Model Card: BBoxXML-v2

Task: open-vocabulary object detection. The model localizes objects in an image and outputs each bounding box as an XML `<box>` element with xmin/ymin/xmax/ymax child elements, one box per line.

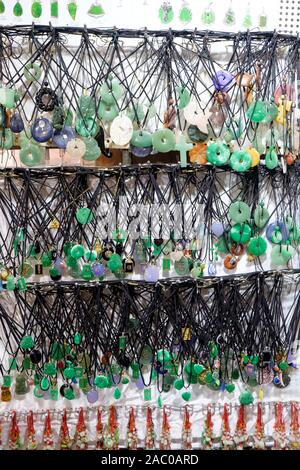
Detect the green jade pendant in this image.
<box><xmin>31</xmin><ymin>1</ymin><xmax>42</xmax><ymax>19</ymax></box>
<box><xmin>51</xmin><ymin>1</ymin><xmax>58</xmax><ymax>18</ymax></box>
<box><xmin>13</xmin><ymin>2</ymin><xmax>23</xmax><ymax>17</ymax></box>
<box><xmin>68</xmin><ymin>1</ymin><xmax>77</xmax><ymax>20</ymax></box>
<box><xmin>0</xmin><ymin>1</ymin><xmax>5</xmax><ymax>15</ymax></box>
<box><xmin>179</xmin><ymin>3</ymin><xmax>192</xmax><ymax>25</ymax></box>
<box><xmin>88</xmin><ymin>2</ymin><xmax>105</xmax><ymax>17</ymax></box>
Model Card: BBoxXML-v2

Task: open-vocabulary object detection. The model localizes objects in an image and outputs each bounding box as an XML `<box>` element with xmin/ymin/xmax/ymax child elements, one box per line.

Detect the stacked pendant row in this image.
<box><xmin>0</xmin><ymin>274</ymin><xmax>297</xmax><ymax>401</ymax></box>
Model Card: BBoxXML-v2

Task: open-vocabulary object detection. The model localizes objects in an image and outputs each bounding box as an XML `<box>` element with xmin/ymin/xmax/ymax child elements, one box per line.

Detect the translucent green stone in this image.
<box><xmin>20</xmin><ymin>335</ymin><xmax>34</xmax><ymax>350</ymax></box>
<box><xmin>246</xmin><ymin>100</ymin><xmax>267</xmax><ymax>122</ymax></box>
<box><xmin>265</xmin><ymin>148</ymin><xmax>278</xmax><ymax>170</ymax></box>
<box><xmin>82</xmin><ymin>137</ymin><xmax>100</xmax><ymax>161</ymax></box>
<box><xmin>81</xmin><ymin>264</ymin><xmax>94</xmax><ymax>281</ymax></box>
<box><xmin>88</xmin><ymin>2</ymin><xmax>105</xmax><ymax>17</ymax></box>
<box><xmin>259</xmin><ymin>14</ymin><xmax>267</xmax><ymax>28</ymax></box>
<box><xmin>179</xmin><ymin>6</ymin><xmax>192</xmax><ymax>24</ymax></box>
<box><xmin>40</xmin><ymin>377</ymin><xmax>50</xmax><ymax>391</ymax></box>
<box><xmin>248</xmin><ymin>236</ymin><xmax>267</xmax><ymax>256</ymax></box>
<box><xmin>51</xmin><ymin>1</ymin><xmax>58</xmax><ymax>18</ymax></box>
<box><xmin>68</xmin><ymin>1</ymin><xmax>77</xmax><ymax>20</ymax></box>
<box><xmin>13</xmin><ymin>2</ymin><xmax>23</xmax><ymax>17</ymax></box>
<box><xmin>94</xmin><ymin>375</ymin><xmax>108</xmax><ymax>388</ymax></box>
<box><xmin>113</xmin><ymin>387</ymin><xmax>121</xmax><ymax>399</ymax></box>
<box><xmin>64</xmin><ymin>387</ymin><xmax>75</xmax><ymax>400</ymax></box>
<box><xmin>64</xmin><ymin>365</ymin><xmax>76</xmax><ymax>379</ymax></box>
<box><xmin>130</xmin><ymin>130</ymin><xmax>153</xmax><ymax>148</ymax></box>
<box><xmin>176</xmin><ymin>86</ymin><xmax>190</xmax><ymax>110</ymax></box>
<box><xmin>202</xmin><ymin>9</ymin><xmax>215</xmax><ymax>25</ymax></box>
<box><xmin>76</xmin><ymin>207</ymin><xmax>93</xmax><ymax>224</ymax></box>
<box><xmin>265</xmin><ymin>128</ymin><xmax>280</xmax><ymax>147</ymax></box>
<box><xmin>98</xmin><ymin>101</ymin><xmax>118</xmax><ymax>122</ymax></box>
<box><xmin>41</xmin><ymin>253</ymin><xmax>52</xmax><ymax>268</ymax></box>
<box><xmin>75</xmin><ymin>118</ymin><xmax>98</xmax><ymax>138</ymax></box>
<box><xmin>0</xmin><ymin>1</ymin><xmax>5</xmax><ymax>14</ymax></box>
<box><xmin>31</xmin><ymin>1</ymin><xmax>42</xmax><ymax>18</ymax></box>
<box><xmin>0</xmin><ymin>129</ymin><xmax>13</xmax><ymax>150</ymax></box>
<box><xmin>74</xmin><ymin>332</ymin><xmax>81</xmax><ymax>345</ymax></box>
<box><xmin>159</xmin><ymin>4</ymin><xmax>174</xmax><ymax>24</ymax></box>
<box><xmin>100</xmin><ymin>79</ymin><xmax>123</xmax><ymax>105</ymax></box>
<box><xmin>20</xmin><ymin>144</ymin><xmax>43</xmax><ymax>167</ymax></box>
<box><xmin>44</xmin><ymin>363</ymin><xmax>57</xmax><ymax>376</ymax></box>
<box><xmin>78</xmin><ymin>95</ymin><xmax>96</xmax><ymax>118</ymax></box>
<box><xmin>254</xmin><ymin>204</ymin><xmax>269</xmax><ymax>228</ymax></box>
<box><xmin>126</xmin><ymin>103</ymin><xmax>145</xmax><ymax>123</ymax></box>
<box><xmin>230</xmin><ymin>223</ymin><xmax>251</xmax><ymax>244</ymax></box>
<box><xmin>224</xmin><ymin>8</ymin><xmax>235</xmax><ymax>25</ymax></box>
<box><xmin>243</xmin><ymin>13</ymin><xmax>252</xmax><ymax>28</ymax></box>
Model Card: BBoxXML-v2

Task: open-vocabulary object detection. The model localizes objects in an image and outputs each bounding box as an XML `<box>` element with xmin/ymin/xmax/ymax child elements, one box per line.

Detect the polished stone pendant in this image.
<box><xmin>51</xmin><ymin>0</ymin><xmax>58</xmax><ymax>18</ymax></box>
<box><xmin>35</xmin><ymin>263</ymin><xmax>43</xmax><ymax>275</ymax></box>
<box><xmin>1</xmin><ymin>386</ymin><xmax>11</xmax><ymax>402</ymax></box>
<box><xmin>31</xmin><ymin>117</ymin><xmax>53</xmax><ymax>143</ymax></box>
<box><xmin>123</xmin><ymin>257</ymin><xmax>135</xmax><ymax>273</ymax></box>
<box><xmin>31</xmin><ymin>1</ymin><xmax>42</xmax><ymax>18</ymax></box>
<box><xmin>68</xmin><ymin>0</ymin><xmax>77</xmax><ymax>20</ymax></box>
<box><xmin>159</xmin><ymin>1</ymin><xmax>174</xmax><ymax>24</ymax></box>
<box><xmin>35</xmin><ymin>83</ymin><xmax>58</xmax><ymax>112</ymax></box>
<box><xmin>88</xmin><ymin>1</ymin><xmax>105</xmax><ymax>17</ymax></box>
<box><xmin>15</xmin><ymin>374</ymin><xmax>29</xmax><ymax>395</ymax></box>
<box><xmin>179</xmin><ymin>2</ymin><xmax>192</xmax><ymax>24</ymax></box>
<box><xmin>10</xmin><ymin>113</ymin><xmax>24</xmax><ymax>133</ymax></box>
<box><xmin>13</xmin><ymin>1</ymin><xmax>23</xmax><ymax>17</ymax></box>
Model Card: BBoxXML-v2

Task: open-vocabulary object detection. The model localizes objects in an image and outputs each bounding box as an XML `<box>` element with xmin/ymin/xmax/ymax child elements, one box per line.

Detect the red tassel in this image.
<box><xmin>202</xmin><ymin>406</ymin><xmax>214</xmax><ymax>449</ymax></box>
<box><xmin>60</xmin><ymin>410</ymin><xmax>72</xmax><ymax>450</ymax></box>
<box><xmin>274</xmin><ymin>402</ymin><xmax>287</xmax><ymax>449</ymax></box>
<box><xmin>290</xmin><ymin>402</ymin><xmax>300</xmax><ymax>449</ymax></box>
<box><xmin>160</xmin><ymin>406</ymin><xmax>171</xmax><ymax>450</ymax></box>
<box><xmin>75</xmin><ymin>408</ymin><xmax>88</xmax><ymax>450</ymax></box>
<box><xmin>145</xmin><ymin>407</ymin><xmax>155</xmax><ymax>450</ymax></box>
<box><xmin>221</xmin><ymin>404</ymin><xmax>233</xmax><ymax>450</ymax></box>
<box><xmin>26</xmin><ymin>411</ymin><xmax>37</xmax><ymax>450</ymax></box>
<box><xmin>104</xmin><ymin>406</ymin><xmax>119</xmax><ymax>450</ymax></box>
<box><xmin>43</xmin><ymin>411</ymin><xmax>54</xmax><ymax>450</ymax></box>
<box><xmin>96</xmin><ymin>408</ymin><xmax>104</xmax><ymax>450</ymax></box>
<box><xmin>182</xmin><ymin>406</ymin><xmax>192</xmax><ymax>450</ymax></box>
<box><xmin>234</xmin><ymin>405</ymin><xmax>248</xmax><ymax>450</ymax></box>
<box><xmin>127</xmin><ymin>407</ymin><xmax>138</xmax><ymax>450</ymax></box>
<box><xmin>8</xmin><ymin>411</ymin><xmax>22</xmax><ymax>450</ymax></box>
<box><xmin>254</xmin><ymin>402</ymin><xmax>265</xmax><ymax>449</ymax></box>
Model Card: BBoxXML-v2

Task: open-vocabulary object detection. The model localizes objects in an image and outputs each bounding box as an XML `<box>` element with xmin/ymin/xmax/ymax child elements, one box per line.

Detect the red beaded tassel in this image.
<box><xmin>182</xmin><ymin>406</ymin><xmax>192</xmax><ymax>450</ymax></box>
<box><xmin>60</xmin><ymin>410</ymin><xmax>73</xmax><ymax>450</ymax></box>
<box><xmin>273</xmin><ymin>402</ymin><xmax>287</xmax><ymax>450</ymax></box>
<box><xmin>145</xmin><ymin>407</ymin><xmax>155</xmax><ymax>450</ymax></box>
<box><xmin>96</xmin><ymin>408</ymin><xmax>104</xmax><ymax>450</ymax></box>
<box><xmin>234</xmin><ymin>405</ymin><xmax>248</xmax><ymax>450</ymax></box>
<box><xmin>8</xmin><ymin>411</ymin><xmax>22</xmax><ymax>450</ymax></box>
<box><xmin>201</xmin><ymin>406</ymin><xmax>214</xmax><ymax>449</ymax></box>
<box><xmin>221</xmin><ymin>404</ymin><xmax>233</xmax><ymax>450</ymax></box>
<box><xmin>74</xmin><ymin>408</ymin><xmax>88</xmax><ymax>450</ymax></box>
<box><xmin>127</xmin><ymin>407</ymin><xmax>138</xmax><ymax>450</ymax></box>
<box><xmin>290</xmin><ymin>402</ymin><xmax>300</xmax><ymax>450</ymax></box>
<box><xmin>104</xmin><ymin>406</ymin><xmax>119</xmax><ymax>450</ymax></box>
<box><xmin>26</xmin><ymin>411</ymin><xmax>37</xmax><ymax>450</ymax></box>
<box><xmin>160</xmin><ymin>406</ymin><xmax>171</xmax><ymax>450</ymax></box>
<box><xmin>254</xmin><ymin>402</ymin><xmax>265</xmax><ymax>450</ymax></box>
<box><xmin>43</xmin><ymin>411</ymin><xmax>55</xmax><ymax>450</ymax></box>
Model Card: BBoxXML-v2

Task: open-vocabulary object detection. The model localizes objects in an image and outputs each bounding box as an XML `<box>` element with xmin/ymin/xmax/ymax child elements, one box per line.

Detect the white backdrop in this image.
<box><xmin>0</xmin><ymin>0</ymin><xmax>281</xmax><ymax>31</ymax></box>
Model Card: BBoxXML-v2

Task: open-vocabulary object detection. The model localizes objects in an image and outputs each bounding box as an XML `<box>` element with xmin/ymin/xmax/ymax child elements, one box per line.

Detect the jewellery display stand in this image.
<box><xmin>0</xmin><ymin>26</ymin><xmax>299</xmax><ymax>449</ymax></box>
